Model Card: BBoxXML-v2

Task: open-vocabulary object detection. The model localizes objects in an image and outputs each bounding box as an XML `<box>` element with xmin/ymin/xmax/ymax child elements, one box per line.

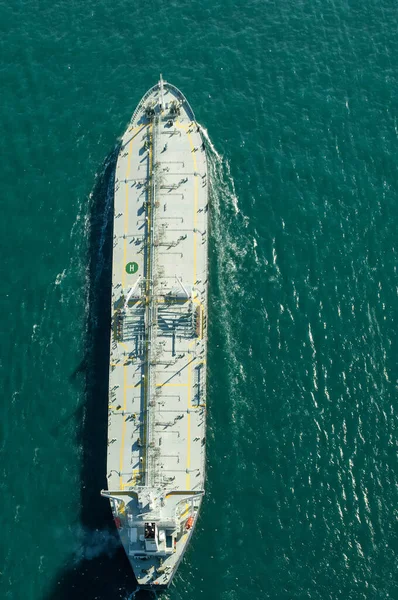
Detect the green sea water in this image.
<box><xmin>1</xmin><ymin>1</ymin><xmax>398</xmax><ymax>599</ymax></box>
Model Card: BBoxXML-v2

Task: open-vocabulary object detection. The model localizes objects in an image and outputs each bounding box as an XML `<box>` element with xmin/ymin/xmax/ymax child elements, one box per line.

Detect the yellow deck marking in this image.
<box><xmin>121</xmin><ymin>468</ymin><xmax>140</xmax><ymax>488</ymax></box>
<box><xmin>108</xmin><ymin>128</ymin><xmax>147</xmax><ymax>489</ymax></box>
<box><xmin>175</xmin><ymin>120</ymin><xmax>199</xmax><ymax>287</ymax></box>
<box><xmin>179</xmin><ymin>123</ymin><xmax>200</xmax><ymax>490</ymax></box>
<box><xmin>117</xmin><ymin>128</ymin><xmax>137</xmax><ymax>487</ymax></box>
<box><xmin>119</xmin><ymin>366</ymin><xmax>127</xmax><ymax>487</ymax></box>
<box><xmin>185</xmin><ymin>128</ymin><xmax>199</xmax><ymax>284</ymax></box>
<box><xmin>185</xmin><ymin>340</ymin><xmax>197</xmax><ymax>489</ymax></box>
<box><xmin>180</xmin><ymin>504</ymin><xmax>190</xmax><ymax>519</ymax></box>
<box><xmin>185</xmin><ymin>411</ymin><xmax>191</xmax><ymax>488</ymax></box>
<box><xmin>111</xmin><ymin>125</ymin><xmax>147</xmax><ymax>486</ymax></box>
<box><xmin>122</xmin><ymin>140</ymin><xmax>133</xmax><ymax>290</ymax></box>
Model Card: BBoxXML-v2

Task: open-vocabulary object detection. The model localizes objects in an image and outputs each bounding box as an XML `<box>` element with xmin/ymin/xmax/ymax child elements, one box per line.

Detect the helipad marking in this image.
<box><xmin>126</xmin><ymin>261</ymin><xmax>139</xmax><ymax>274</ymax></box>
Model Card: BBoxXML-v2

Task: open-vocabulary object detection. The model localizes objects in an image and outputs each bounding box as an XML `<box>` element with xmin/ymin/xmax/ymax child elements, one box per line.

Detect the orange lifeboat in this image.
<box><xmin>185</xmin><ymin>516</ymin><xmax>194</xmax><ymax>530</ymax></box>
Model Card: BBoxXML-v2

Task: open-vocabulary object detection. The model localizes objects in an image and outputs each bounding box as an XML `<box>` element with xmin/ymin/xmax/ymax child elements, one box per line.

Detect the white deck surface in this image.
<box><xmin>103</xmin><ymin>80</ymin><xmax>208</xmax><ymax>588</ymax></box>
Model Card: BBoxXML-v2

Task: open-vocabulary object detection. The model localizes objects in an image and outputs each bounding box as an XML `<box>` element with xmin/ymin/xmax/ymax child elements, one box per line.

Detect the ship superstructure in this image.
<box><xmin>101</xmin><ymin>77</ymin><xmax>208</xmax><ymax>589</ymax></box>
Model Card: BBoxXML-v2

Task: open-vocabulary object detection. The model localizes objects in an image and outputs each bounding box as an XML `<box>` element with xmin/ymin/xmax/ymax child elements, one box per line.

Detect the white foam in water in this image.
<box><xmin>198</xmin><ymin>121</ymin><xmax>239</xmax><ymax>214</ymax></box>
<box><xmin>55</xmin><ymin>269</ymin><xmax>67</xmax><ymax>285</ymax></box>
<box><xmin>90</xmin><ymin>157</ymin><xmax>115</xmax><ymax>286</ymax></box>
<box><xmin>204</xmin><ymin>138</ymin><xmax>256</xmax><ymax>430</ymax></box>
<box><xmin>197</xmin><ymin>122</ymin><xmax>222</xmax><ymax>162</ymax></box>
<box><xmin>224</xmin><ymin>159</ymin><xmax>239</xmax><ymax>215</ymax></box>
<box><xmin>31</xmin><ymin>323</ymin><xmax>39</xmax><ymax>341</ymax></box>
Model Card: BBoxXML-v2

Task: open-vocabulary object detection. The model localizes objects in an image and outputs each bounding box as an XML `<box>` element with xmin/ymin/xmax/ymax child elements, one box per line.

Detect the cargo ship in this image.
<box><xmin>101</xmin><ymin>76</ymin><xmax>208</xmax><ymax>589</ymax></box>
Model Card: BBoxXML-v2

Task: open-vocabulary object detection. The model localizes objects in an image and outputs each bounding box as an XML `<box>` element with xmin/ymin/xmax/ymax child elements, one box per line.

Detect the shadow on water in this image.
<box><xmin>45</xmin><ymin>148</ymin><xmax>156</xmax><ymax>600</ymax></box>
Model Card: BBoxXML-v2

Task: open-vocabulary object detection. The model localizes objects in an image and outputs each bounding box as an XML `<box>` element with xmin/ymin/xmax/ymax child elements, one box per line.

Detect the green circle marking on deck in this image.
<box><xmin>126</xmin><ymin>262</ymin><xmax>139</xmax><ymax>275</ymax></box>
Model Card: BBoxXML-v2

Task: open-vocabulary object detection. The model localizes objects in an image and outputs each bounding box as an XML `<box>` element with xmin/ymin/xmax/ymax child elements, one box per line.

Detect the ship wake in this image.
<box><xmin>203</xmin><ymin>130</ymin><xmax>254</xmax><ymax>413</ymax></box>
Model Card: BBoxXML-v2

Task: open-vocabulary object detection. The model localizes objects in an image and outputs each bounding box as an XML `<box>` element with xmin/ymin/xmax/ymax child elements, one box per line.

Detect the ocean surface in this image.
<box><xmin>1</xmin><ymin>0</ymin><xmax>398</xmax><ymax>598</ymax></box>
